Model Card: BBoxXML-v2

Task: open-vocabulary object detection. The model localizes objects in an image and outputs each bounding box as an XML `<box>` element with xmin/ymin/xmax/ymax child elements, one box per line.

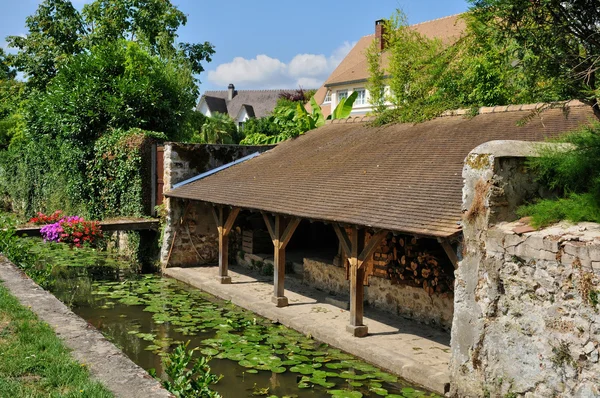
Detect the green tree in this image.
<box><xmin>6</xmin><ymin>0</ymin><xmax>215</xmax><ymax>90</ymax></box>
<box><xmin>197</xmin><ymin>113</ymin><xmax>239</xmax><ymax>144</ymax></box>
<box><xmin>468</xmin><ymin>0</ymin><xmax>599</xmax><ymax>105</ymax></box>
<box><xmin>0</xmin><ymin>49</ymin><xmax>24</xmax><ymax>149</ymax></box>
<box><xmin>6</xmin><ymin>0</ymin><xmax>84</xmax><ymax>90</ymax></box>
<box><xmin>26</xmin><ymin>40</ymin><xmax>198</xmax><ymax>144</ymax></box>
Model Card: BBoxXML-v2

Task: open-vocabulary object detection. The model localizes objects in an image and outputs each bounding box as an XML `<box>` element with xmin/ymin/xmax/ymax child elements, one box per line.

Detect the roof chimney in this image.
<box><xmin>227</xmin><ymin>83</ymin><xmax>235</xmax><ymax>101</ymax></box>
<box><xmin>375</xmin><ymin>19</ymin><xmax>386</xmax><ymax>51</ymax></box>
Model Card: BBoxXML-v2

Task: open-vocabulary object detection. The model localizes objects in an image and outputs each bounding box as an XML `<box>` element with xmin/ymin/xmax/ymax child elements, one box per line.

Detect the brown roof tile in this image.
<box><xmin>323</xmin><ymin>14</ymin><xmax>466</xmax><ymax>88</ymax></box>
<box><xmin>166</xmin><ymin>105</ymin><xmax>597</xmax><ymax>237</ymax></box>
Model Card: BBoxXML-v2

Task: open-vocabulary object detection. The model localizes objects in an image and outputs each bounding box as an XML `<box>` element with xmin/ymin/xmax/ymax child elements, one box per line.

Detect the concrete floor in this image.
<box><xmin>163</xmin><ymin>264</ymin><xmax>451</xmax><ymax>395</ymax></box>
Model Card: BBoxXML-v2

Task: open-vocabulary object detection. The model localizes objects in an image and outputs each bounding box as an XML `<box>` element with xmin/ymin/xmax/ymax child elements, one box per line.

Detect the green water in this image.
<box><xmin>33</xmin><ymin>241</ymin><xmax>439</xmax><ymax>398</ymax></box>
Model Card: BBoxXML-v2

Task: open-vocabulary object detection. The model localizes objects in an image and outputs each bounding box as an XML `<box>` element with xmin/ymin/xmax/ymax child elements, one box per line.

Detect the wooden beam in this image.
<box><xmin>211</xmin><ymin>206</ymin><xmax>223</xmax><ymax>234</ymax></box>
<box><xmin>357</xmin><ymin>229</ymin><xmax>387</xmax><ymax>270</ymax></box>
<box><xmin>279</xmin><ymin>217</ymin><xmax>300</xmax><ymax>249</ymax></box>
<box><xmin>223</xmin><ymin>207</ymin><xmax>240</xmax><ymax>236</ymax></box>
<box><xmin>438</xmin><ymin>238</ymin><xmax>459</xmax><ymax>269</ymax></box>
<box><xmin>262</xmin><ymin>212</ymin><xmax>276</xmax><ymax>242</ymax></box>
<box><xmin>333</xmin><ymin>224</ymin><xmax>352</xmax><ymax>259</ymax></box>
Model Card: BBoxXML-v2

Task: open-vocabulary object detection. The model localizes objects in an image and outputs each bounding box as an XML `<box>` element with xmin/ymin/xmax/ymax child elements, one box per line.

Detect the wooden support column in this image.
<box><xmin>211</xmin><ymin>206</ymin><xmax>240</xmax><ymax>284</ymax></box>
<box><xmin>263</xmin><ymin>213</ymin><xmax>300</xmax><ymax>307</ymax></box>
<box><xmin>333</xmin><ymin>225</ymin><xmax>388</xmax><ymax>337</ymax></box>
<box><xmin>438</xmin><ymin>237</ymin><xmax>459</xmax><ymax>269</ymax></box>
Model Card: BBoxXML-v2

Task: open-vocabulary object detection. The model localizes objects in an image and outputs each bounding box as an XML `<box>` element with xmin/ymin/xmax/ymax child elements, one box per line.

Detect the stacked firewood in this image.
<box><xmin>373</xmin><ymin>235</ymin><xmax>454</xmax><ymax>295</ymax></box>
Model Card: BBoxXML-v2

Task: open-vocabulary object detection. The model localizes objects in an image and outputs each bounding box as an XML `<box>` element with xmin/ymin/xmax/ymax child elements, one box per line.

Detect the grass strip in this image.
<box><xmin>0</xmin><ymin>284</ymin><xmax>113</xmax><ymax>397</ymax></box>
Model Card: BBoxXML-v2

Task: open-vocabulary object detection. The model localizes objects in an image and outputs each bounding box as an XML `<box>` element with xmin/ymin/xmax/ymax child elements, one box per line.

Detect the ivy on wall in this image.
<box><xmin>87</xmin><ymin>128</ymin><xmax>165</xmax><ymax>219</ymax></box>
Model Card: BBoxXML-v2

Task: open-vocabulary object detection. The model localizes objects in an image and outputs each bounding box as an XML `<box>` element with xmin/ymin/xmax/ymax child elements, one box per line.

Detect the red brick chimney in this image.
<box><xmin>375</xmin><ymin>19</ymin><xmax>386</xmax><ymax>51</ymax></box>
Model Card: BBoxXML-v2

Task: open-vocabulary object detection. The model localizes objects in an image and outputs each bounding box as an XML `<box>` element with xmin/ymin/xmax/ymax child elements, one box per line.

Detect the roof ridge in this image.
<box><xmin>358</xmin><ymin>13</ymin><xmax>465</xmax><ymax>39</ymax></box>
<box><xmin>323</xmin><ymin>100</ymin><xmax>588</xmax><ymax>125</ymax></box>
<box><xmin>203</xmin><ymin>88</ymin><xmax>312</xmax><ymax>95</ymax></box>
<box><xmin>409</xmin><ymin>12</ymin><xmax>464</xmax><ymax>28</ymax></box>
<box><xmin>440</xmin><ymin>99</ymin><xmax>587</xmax><ymax>117</ymax></box>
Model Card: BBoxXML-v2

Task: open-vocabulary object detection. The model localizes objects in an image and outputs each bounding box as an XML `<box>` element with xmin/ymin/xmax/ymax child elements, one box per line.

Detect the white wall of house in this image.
<box><xmin>198</xmin><ymin>100</ymin><xmax>211</xmax><ymax>117</ymax></box>
<box><xmin>236</xmin><ymin>107</ymin><xmax>250</xmax><ymax>130</ymax></box>
<box><xmin>326</xmin><ymin>84</ymin><xmax>392</xmax><ymax>115</ymax></box>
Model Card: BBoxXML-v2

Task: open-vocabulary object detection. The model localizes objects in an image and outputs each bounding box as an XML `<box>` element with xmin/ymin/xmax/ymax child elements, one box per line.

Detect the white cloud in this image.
<box><xmin>207</xmin><ymin>41</ymin><xmax>356</xmax><ymax>89</ymax></box>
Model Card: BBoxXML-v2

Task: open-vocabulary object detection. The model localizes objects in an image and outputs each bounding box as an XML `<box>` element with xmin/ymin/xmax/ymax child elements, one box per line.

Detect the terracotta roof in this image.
<box><xmin>324</xmin><ymin>14</ymin><xmax>465</xmax><ymax>88</ymax></box>
<box><xmin>199</xmin><ymin>89</ymin><xmax>306</xmax><ymax>119</ymax></box>
<box><xmin>166</xmin><ymin>103</ymin><xmax>597</xmax><ymax>238</ymax></box>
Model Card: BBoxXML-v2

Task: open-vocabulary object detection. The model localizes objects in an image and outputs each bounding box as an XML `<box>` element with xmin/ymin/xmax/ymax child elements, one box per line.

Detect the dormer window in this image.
<box><xmin>324</xmin><ymin>90</ymin><xmax>332</xmax><ymax>103</ymax></box>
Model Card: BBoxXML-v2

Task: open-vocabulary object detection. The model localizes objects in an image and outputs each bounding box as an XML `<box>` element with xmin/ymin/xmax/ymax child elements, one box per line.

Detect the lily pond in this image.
<box><xmin>32</xmin><ymin>240</ymin><xmax>440</xmax><ymax>398</ymax></box>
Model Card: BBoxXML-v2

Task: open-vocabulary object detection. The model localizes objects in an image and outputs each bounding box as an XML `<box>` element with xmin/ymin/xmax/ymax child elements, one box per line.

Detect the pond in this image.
<box><xmin>33</xmin><ymin>240</ymin><xmax>440</xmax><ymax>398</ymax></box>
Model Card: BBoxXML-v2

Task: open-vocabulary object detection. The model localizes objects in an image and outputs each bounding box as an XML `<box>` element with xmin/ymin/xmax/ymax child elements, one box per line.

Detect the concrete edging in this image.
<box><xmin>0</xmin><ymin>257</ymin><xmax>172</xmax><ymax>398</ymax></box>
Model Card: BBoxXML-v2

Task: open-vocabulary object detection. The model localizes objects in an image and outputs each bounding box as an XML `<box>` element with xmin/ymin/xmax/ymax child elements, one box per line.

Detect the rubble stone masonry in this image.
<box><xmin>452</xmin><ymin>140</ymin><xmax>600</xmax><ymax>397</ymax></box>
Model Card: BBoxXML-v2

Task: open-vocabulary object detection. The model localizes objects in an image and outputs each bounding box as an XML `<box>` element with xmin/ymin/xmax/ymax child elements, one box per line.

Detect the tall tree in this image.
<box><xmin>6</xmin><ymin>0</ymin><xmax>84</xmax><ymax>90</ymax></box>
<box><xmin>6</xmin><ymin>0</ymin><xmax>214</xmax><ymax>90</ymax></box>
<box><xmin>469</xmin><ymin>0</ymin><xmax>600</xmax><ymax>106</ymax></box>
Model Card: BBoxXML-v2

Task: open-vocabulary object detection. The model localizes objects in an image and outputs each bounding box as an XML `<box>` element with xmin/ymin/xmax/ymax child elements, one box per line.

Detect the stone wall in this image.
<box><xmin>160</xmin><ymin>143</ymin><xmax>273</xmax><ymax>268</ymax></box>
<box><xmin>303</xmin><ymin>258</ymin><xmax>454</xmax><ymax>330</ymax></box>
<box><xmin>452</xmin><ymin>140</ymin><xmax>600</xmax><ymax>397</ymax></box>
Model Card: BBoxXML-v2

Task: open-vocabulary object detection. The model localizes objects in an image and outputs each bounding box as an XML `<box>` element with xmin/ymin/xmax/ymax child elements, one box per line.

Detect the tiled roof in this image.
<box><xmin>167</xmin><ymin>103</ymin><xmax>597</xmax><ymax>238</ymax></box>
<box><xmin>199</xmin><ymin>89</ymin><xmax>302</xmax><ymax>119</ymax></box>
<box><xmin>312</xmin><ymin>14</ymin><xmax>467</xmax><ymax>113</ymax></box>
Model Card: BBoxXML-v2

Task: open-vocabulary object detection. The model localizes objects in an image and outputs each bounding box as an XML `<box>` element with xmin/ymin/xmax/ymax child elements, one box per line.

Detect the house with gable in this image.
<box><xmin>312</xmin><ymin>14</ymin><xmax>466</xmax><ymax>117</ymax></box>
<box><xmin>197</xmin><ymin>84</ymin><xmax>303</xmax><ymax>130</ymax></box>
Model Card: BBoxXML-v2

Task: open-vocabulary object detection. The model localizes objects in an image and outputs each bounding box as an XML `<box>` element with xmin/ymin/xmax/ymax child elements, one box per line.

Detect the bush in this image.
<box><xmin>518</xmin><ymin>122</ymin><xmax>600</xmax><ymax>227</ymax></box>
<box><xmin>0</xmin><ymin>228</ymin><xmax>51</xmax><ymax>288</ymax></box>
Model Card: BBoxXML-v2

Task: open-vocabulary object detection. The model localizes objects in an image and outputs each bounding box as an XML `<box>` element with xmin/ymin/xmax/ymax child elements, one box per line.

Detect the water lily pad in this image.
<box><xmin>327</xmin><ymin>391</ymin><xmax>363</xmax><ymax>398</ymax></box>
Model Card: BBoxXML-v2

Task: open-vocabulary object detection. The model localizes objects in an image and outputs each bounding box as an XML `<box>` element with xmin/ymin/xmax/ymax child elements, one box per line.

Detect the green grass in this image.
<box><xmin>517</xmin><ymin>193</ymin><xmax>600</xmax><ymax>228</ymax></box>
<box><xmin>0</xmin><ymin>285</ymin><xmax>113</xmax><ymax>397</ymax></box>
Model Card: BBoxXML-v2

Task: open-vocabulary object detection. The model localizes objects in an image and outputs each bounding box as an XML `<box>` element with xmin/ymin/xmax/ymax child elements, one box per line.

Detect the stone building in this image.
<box><xmin>161</xmin><ymin>100</ymin><xmax>598</xmax><ymax>337</ymax></box>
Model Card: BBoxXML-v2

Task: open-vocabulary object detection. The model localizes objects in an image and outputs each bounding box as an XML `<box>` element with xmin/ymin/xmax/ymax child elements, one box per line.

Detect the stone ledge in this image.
<box><xmin>0</xmin><ymin>257</ymin><xmax>172</xmax><ymax>398</ymax></box>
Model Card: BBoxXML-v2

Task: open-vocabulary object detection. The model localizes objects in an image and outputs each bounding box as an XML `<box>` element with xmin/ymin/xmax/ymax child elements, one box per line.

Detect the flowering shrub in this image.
<box><xmin>40</xmin><ymin>216</ymin><xmax>103</xmax><ymax>248</ymax></box>
<box><xmin>29</xmin><ymin>210</ymin><xmax>63</xmax><ymax>225</ymax></box>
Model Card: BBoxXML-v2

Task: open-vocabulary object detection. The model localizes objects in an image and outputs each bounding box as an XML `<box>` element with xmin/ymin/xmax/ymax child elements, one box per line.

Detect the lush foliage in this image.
<box><xmin>241</xmin><ymin>92</ymin><xmax>358</xmax><ymax>145</ymax></box>
<box><xmin>0</xmin><ymin>128</ymin><xmax>162</xmax><ymax>219</ymax></box>
<box><xmin>25</xmin><ymin>40</ymin><xmax>198</xmax><ymax>144</ymax></box>
<box><xmin>469</xmin><ymin>0</ymin><xmax>600</xmax><ymax>103</ymax></box>
<box><xmin>0</xmin><ymin>0</ymin><xmax>214</xmax><ymax>219</ymax></box>
<box><xmin>161</xmin><ymin>342</ymin><xmax>222</xmax><ymax>398</ymax></box>
<box><xmin>518</xmin><ymin>122</ymin><xmax>600</xmax><ymax>226</ymax></box>
<box><xmin>0</xmin><ymin>285</ymin><xmax>113</xmax><ymax>397</ymax></box>
<box><xmin>6</xmin><ymin>0</ymin><xmax>214</xmax><ymax>91</ymax></box>
<box><xmin>369</xmin><ymin>4</ymin><xmax>596</xmax><ymax>125</ymax></box>
<box><xmin>194</xmin><ymin>113</ymin><xmax>241</xmax><ymax>144</ymax></box>
<box><xmin>87</xmin><ymin>128</ymin><xmax>165</xmax><ymax>218</ymax></box>
<box><xmin>0</xmin><ymin>228</ymin><xmax>53</xmax><ymax>288</ymax></box>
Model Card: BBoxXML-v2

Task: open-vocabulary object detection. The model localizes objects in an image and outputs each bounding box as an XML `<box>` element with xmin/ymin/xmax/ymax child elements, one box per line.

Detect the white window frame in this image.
<box><xmin>354</xmin><ymin>88</ymin><xmax>366</xmax><ymax>106</ymax></box>
<box><xmin>323</xmin><ymin>90</ymin><xmax>331</xmax><ymax>103</ymax></box>
<box><xmin>337</xmin><ymin>90</ymin><xmax>348</xmax><ymax>102</ymax></box>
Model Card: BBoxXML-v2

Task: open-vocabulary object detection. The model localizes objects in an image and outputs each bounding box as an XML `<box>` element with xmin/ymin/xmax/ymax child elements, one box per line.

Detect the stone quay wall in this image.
<box><xmin>451</xmin><ymin>140</ymin><xmax>600</xmax><ymax>398</ymax></box>
<box><xmin>160</xmin><ymin>143</ymin><xmax>273</xmax><ymax>268</ymax></box>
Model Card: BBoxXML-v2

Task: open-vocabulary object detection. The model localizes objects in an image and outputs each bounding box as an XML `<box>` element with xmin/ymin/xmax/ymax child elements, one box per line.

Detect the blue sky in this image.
<box><xmin>0</xmin><ymin>0</ymin><xmax>470</xmax><ymax>94</ymax></box>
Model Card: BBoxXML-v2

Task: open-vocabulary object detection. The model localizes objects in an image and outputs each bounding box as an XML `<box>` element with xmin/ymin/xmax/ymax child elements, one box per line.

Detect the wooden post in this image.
<box><xmin>211</xmin><ymin>206</ymin><xmax>240</xmax><ymax>284</ymax></box>
<box><xmin>263</xmin><ymin>213</ymin><xmax>300</xmax><ymax>307</ymax></box>
<box><xmin>333</xmin><ymin>225</ymin><xmax>388</xmax><ymax>337</ymax></box>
